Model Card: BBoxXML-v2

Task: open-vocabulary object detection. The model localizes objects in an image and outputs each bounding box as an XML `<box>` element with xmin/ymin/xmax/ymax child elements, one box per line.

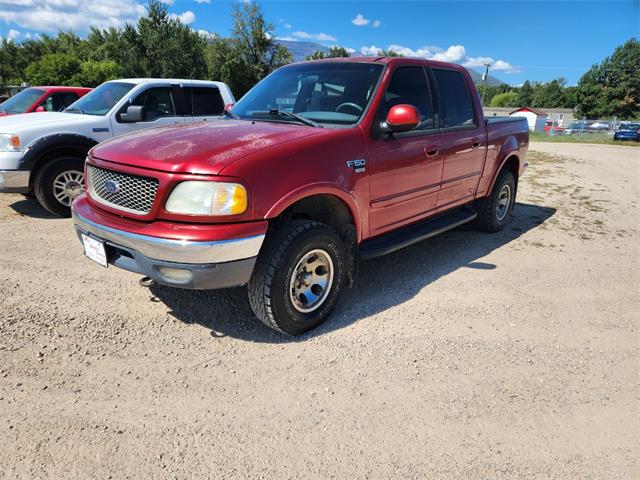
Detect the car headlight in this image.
<box><xmin>0</xmin><ymin>134</ymin><xmax>21</xmax><ymax>152</ymax></box>
<box><xmin>166</xmin><ymin>181</ymin><xmax>247</xmax><ymax>216</ymax></box>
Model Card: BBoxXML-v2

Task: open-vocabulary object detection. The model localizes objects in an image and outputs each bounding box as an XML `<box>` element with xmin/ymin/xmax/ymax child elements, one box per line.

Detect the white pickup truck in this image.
<box><xmin>0</xmin><ymin>78</ymin><xmax>235</xmax><ymax>216</ymax></box>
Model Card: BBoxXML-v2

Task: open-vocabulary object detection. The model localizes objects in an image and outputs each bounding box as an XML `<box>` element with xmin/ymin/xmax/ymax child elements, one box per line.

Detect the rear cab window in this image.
<box><xmin>432</xmin><ymin>68</ymin><xmax>476</xmax><ymax>129</ymax></box>
<box><xmin>183</xmin><ymin>87</ymin><xmax>225</xmax><ymax>116</ymax></box>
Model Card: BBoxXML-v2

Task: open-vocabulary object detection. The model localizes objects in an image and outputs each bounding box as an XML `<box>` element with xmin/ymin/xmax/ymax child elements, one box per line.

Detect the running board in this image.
<box><xmin>359</xmin><ymin>207</ymin><xmax>477</xmax><ymax>260</ymax></box>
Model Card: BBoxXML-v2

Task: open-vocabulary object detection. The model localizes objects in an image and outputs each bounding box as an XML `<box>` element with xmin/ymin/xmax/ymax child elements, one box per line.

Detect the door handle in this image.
<box><xmin>471</xmin><ymin>138</ymin><xmax>481</xmax><ymax>148</ymax></box>
<box><xmin>424</xmin><ymin>146</ymin><xmax>439</xmax><ymax>158</ymax></box>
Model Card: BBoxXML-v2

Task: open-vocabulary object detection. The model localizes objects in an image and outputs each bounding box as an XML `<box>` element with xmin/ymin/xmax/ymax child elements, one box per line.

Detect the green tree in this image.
<box><xmin>72</xmin><ymin>60</ymin><xmax>124</xmax><ymax>87</ymax></box>
<box><xmin>380</xmin><ymin>49</ymin><xmax>403</xmax><ymax>57</ymax></box>
<box><xmin>489</xmin><ymin>91</ymin><xmax>519</xmax><ymax>107</ymax></box>
<box><xmin>305</xmin><ymin>45</ymin><xmax>351</xmax><ymax>60</ymax></box>
<box><xmin>206</xmin><ymin>1</ymin><xmax>292</xmax><ymax>97</ymax></box>
<box><xmin>518</xmin><ymin>80</ymin><xmax>533</xmax><ymax>107</ymax></box>
<box><xmin>25</xmin><ymin>53</ymin><xmax>81</xmax><ymax>85</ymax></box>
<box><xmin>576</xmin><ymin>38</ymin><xmax>640</xmax><ymax>118</ymax></box>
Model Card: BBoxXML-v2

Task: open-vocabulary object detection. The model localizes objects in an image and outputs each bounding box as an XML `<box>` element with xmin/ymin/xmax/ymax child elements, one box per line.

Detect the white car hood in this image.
<box><xmin>0</xmin><ymin>111</ymin><xmax>103</xmax><ymax>134</ymax></box>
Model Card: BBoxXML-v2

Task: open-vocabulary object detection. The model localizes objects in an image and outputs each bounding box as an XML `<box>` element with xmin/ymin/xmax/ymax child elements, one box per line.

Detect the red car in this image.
<box><xmin>73</xmin><ymin>57</ymin><xmax>528</xmax><ymax>334</ymax></box>
<box><xmin>0</xmin><ymin>86</ymin><xmax>92</xmax><ymax>116</ymax></box>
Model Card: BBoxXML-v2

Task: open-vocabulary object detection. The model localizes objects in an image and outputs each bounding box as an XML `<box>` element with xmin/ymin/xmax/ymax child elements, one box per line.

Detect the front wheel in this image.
<box><xmin>473</xmin><ymin>169</ymin><xmax>516</xmax><ymax>232</ymax></box>
<box><xmin>248</xmin><ymin>220</ymin><xmax>347</xmax><ymax>335</ymax></box>
<box><xmin>33</xmin><ymin>156</ymin><xmax>85</xmax><ymax>217</ymax></box>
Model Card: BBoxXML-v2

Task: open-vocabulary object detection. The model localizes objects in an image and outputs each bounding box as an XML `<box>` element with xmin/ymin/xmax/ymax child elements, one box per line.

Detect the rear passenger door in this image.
<box><xmin>431</xmin><ymin>68</ymin><xmax>487</xmax><ymax>211</ymax></box>
<box><xmin>111</xmin><ymin>85</ymin><xmax>185</xmax><ymax>137</ymax></box>
<box><xmin>181</xmin><ymin>85</ymin><xmax>226</xmax><ymax>122</ymax></box>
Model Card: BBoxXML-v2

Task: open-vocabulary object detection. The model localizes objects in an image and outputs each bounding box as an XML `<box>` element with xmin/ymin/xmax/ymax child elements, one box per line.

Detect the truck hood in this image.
<box><xmin>0</xmin><ymin>111</ymin><xmax>100</xmax><ymax>133</ymax></box>
<box><xmin>91</xmin><ymin>119</ymin><xmax>327</xmax><ymax>175</ymax></box>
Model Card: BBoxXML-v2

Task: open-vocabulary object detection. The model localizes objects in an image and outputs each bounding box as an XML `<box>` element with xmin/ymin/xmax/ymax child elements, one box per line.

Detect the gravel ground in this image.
<box><xmin>0</xmin><ymin>142</ymin><xmax>638</xmax><ymax>479</ymax></box>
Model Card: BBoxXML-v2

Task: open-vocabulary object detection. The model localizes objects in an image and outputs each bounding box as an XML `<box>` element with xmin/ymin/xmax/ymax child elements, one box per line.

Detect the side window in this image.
<box><xmin>183</xmin><ymin>87</ymin><xmax>224</xmax><ymax>116</ymax></box>
<box><xmin>432</xmin><ymin>69</ymin><xmax>476</xmax><ymax>128</ymax></box>
<box><xmin>381</xmin><ymin>66</ymin><xmax>435</xmax><ymax>131</ymax></box>
<box><xmin>40</xmin><ymin>92</ymin><xmax>79</xmax><ymax>111</ymax></box>
<box><xmin>130</xmin><ymin>87</ymin><xmax>176</xmax><ymax>121</ymax></box>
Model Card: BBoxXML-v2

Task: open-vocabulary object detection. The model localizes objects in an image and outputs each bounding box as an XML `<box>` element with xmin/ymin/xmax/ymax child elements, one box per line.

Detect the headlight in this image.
<box><xmin>166</xmin><ymin>181</ymin><xmax>247</xmax><ymax>216</ymax></box>
<box><xmin>0</xmin><ymin>134</ymin><xmax>21</xmax><ymax>152</ymax></box>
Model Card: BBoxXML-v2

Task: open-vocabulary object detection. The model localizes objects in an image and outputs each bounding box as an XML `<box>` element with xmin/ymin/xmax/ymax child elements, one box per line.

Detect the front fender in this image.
<box><xmin>20</xmin><ymin>133</ymin><xmax>98</xmax><ymax>170</ymax></box>
<box><xmin>265</xmin><ymin>183</ymin><xmax>364</xmax><ymax>242</ymax></box>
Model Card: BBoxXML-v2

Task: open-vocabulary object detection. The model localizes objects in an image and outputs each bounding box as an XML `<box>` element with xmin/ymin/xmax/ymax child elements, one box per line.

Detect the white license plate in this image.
<box><xmin>81</xmin><ymin>234</ymin><xmax>107</xmax><ymax>268</ymax></box>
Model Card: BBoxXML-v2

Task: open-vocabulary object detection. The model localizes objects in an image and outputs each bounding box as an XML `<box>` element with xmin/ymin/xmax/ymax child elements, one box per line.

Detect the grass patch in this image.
<box><xmin>530</xmin><ymin>132</ymin><xmax>640</xmax><ymax>147</ymax></box>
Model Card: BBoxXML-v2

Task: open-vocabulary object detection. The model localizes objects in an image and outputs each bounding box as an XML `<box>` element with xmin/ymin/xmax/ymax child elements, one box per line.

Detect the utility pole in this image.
<box><xmin>481</xmin><ymin>62</ymin><xmax>492</xmax><ymax>106</ymax></box>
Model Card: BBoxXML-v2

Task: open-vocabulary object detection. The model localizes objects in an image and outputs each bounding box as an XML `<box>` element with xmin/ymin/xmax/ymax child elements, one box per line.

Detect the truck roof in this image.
<box><xmin>105</xmin><ymin>78</ymin><xmax>228</xmax><ymax>86</ymax></box>
<box><xmin>292</xmin><ymin>56</ymin><xmax>470</xmax><ymax>72</ymax></box>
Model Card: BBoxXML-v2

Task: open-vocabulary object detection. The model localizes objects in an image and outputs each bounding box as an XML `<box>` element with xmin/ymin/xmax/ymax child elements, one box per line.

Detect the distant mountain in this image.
<box><xmin>275</xmin><ymin>39</ymin><xmax>506</xmax><ymax>86</ymax></box>
<box><xmin>277</xmin><ymin>40</ymin><xmax>329</xmax><ymax>62</ymax></box>
<box><xmin>465</xmin><ymin>68</ymin><xmax>505</xmax><ymax>87</ymax></box>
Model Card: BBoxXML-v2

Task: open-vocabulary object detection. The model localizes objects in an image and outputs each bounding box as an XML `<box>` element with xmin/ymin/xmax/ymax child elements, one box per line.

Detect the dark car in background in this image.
<box><xmin>613</xmin><ymin>122</ymin><xmax>640</xmax><ymax>142</ymax></box>
<box><xmin>0</xmin><ymin>86</ymin><xmax>92</xmax><ymax>116</ymax></box>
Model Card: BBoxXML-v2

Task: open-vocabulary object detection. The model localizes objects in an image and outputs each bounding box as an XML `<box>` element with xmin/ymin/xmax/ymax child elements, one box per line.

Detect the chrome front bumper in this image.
<box><xmin>0</xmin><ymin>170</ymin><xmax>30</xmax><ymax>193</ymax></box>
<box><xmin>72</xmin><ymin>209</ymin><xmax>265</xmax><ymax>264</ymax></box>
<box><xmin>72</xmin><ymin>209</ymin><xmax>265</xmax><ymax>289</ymax></box>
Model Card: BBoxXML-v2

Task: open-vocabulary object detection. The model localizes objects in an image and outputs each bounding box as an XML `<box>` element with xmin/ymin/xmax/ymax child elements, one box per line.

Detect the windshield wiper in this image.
<box><xmin>65</xmin><ymin>106</ymin><xmax>84</xmax><ymax>114</ymax></box>
<box><xmin>252</xmin><ymin>109</ymin><xmax>322</xmax><ymax>128</ymax></box>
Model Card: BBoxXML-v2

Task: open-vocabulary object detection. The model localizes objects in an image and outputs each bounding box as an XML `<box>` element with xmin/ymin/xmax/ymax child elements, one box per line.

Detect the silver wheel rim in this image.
<box><xmin>289</xmin><ymin>249</ymin><xmax>334</xmax><ymax>313</ymax></box>
<box><xmin>53</xmin><ymin>170</ymin><xmax>84</xmax><ymax>207</ymax></box>
<box><xmin>496</xmin><ymin>184</ymin><xmax>511</xmax><ymax>221</ymax></box>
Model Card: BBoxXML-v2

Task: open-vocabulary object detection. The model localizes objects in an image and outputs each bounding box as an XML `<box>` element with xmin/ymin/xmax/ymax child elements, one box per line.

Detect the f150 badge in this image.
<box><xmin>346</xmin><ymin>159</ymin><xmax>366</xmax><ymax>173</ymax></box>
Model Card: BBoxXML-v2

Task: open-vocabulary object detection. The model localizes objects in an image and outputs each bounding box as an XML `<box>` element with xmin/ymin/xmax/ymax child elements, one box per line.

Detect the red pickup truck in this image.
<box><xmin>73</xmin><ymin>57</ymin><xmax>528</xmax><ymax>334</ymax></box>
<box><xmin>0</xmin><ymin>86</ymin><xmax>91</xmax><ymax>115</ymax></box>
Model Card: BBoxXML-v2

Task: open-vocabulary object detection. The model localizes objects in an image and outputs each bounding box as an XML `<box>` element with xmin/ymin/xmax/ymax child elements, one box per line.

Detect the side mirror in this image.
<box><xmin>35</xmin><ymin>106</ymin><xmax>46</xmax><ymax>112</ymax></box>
<box><xmin>120</xmin><ymin>105</ymin><xmax>145</xmax><ymax>123</ymax></box>
<box><xmin>385</xmin><ymin>104</ymin><xmax>421</xmax><ymax>133</ymax></box>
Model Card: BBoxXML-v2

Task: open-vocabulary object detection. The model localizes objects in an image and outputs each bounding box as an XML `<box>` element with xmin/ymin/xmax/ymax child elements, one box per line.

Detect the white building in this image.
<box><xmin>509</xmin><ymin>107</ymin><xmax>548</xmax><ymax>132</ymax></box>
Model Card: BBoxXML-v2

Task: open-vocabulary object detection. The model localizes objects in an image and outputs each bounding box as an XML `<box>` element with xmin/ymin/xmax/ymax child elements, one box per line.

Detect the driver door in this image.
<box><xmin>110</xmin><ymin>86</ymin><xmax>185</xmax><ymax>137</ymax></box>
<box><xmin>366</xmin><ymin>66</ymin><xmax>445</xmax><ymax>236</ymax></box>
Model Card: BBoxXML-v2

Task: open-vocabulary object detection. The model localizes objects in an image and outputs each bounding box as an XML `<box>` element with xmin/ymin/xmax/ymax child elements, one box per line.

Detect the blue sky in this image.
<box><xmin>1</xmin><ymin>0</ymin><xmax>638</xmax><ymax>85</ymax></box>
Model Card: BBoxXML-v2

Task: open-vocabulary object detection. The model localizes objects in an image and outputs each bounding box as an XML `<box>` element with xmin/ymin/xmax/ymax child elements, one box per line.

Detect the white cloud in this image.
<box><xmin>360</xmin><ymin>42</ymin><xmax>519</xmax><ymax>74</ymax></box>
<box><xmin>352</xmin><ymin>14</ymin><xmax>369</xmax><ymax>26</ymax></box>
<box><xmin>284</xmin><ymin>23</ymin><xmax>292</xmax><ymax>29</ymax></box>
<box><xmin>352</xmin><ymin>13</ymin><xmax>381</xmax><ymax>28</ymax></box>
<box><xmin>464</xmin><ymin>55</ymin><xmax>519</xmax><ymax>73</ymax></box>
<box><xmin>160</xmin><ymin>0</ymin><xmax>174</xmax><ymax>4</ymax></box>
<box><xmin>194</xmin><ymin>0</ymin><xmax>210</xmax><ymax>3</ymax></box>
<box><xmin>0</xmin><ymin>0</ymin><xmax>146</xmax><ymax>32</ymax></box>
<box><xmin>196</xmin><ymin>29</ymin><xmax>216</xmax><ymax>40</ymax></box>
<box><xmin>7</xmin><ymin>28</ymin><xmax>20</xmax><ymax>40</ymax></box>
<box><xmin>170</xmin><ymin>10</ymin><xmax>196</xmax><ymax>25</ymax></box>
<box><xmin>292</xmin><ymin>30</ymin><xmax>337</xmax><ymax>42</ymax></box>
<box><xmin>431</xmin><ymin>45</ymin><xmax>466</xmax><ymax>62</ymax></box>
<box><xmin>360</xmin><ymin>45</ymin><xmax>382</xmax><ymax>56</ymax></box>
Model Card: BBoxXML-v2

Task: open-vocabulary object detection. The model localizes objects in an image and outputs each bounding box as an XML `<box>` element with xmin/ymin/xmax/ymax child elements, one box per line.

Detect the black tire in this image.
<box><xmin>473</xmin><ymin>169</ymin><xmax>516</xmax><ymax>232</ymax></box>
<box><xmin>248</xmin><ymin>219</ymin><xmax>347</xmax><ymax>335</ymax></box>
<box><xmin>33</xmin><ymin>156</ymin><xmax>85</xmax><ymax>217</ymax></box>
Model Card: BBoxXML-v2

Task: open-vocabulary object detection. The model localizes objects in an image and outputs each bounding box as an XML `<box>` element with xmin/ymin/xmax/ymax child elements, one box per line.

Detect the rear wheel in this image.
<box><xmin>34</xmin><ymin>156</ymin><xmax>85</xmax><ymax>217</ymax></box>
<box><xmin>473</xmin><ymin>169</ymin><xmax>516</xmax><ymax>232</ymax></box>
<box><xmin>248</xmin><ymin>220</ymin><xmax>346</xmax><ymax>335</ymax></box>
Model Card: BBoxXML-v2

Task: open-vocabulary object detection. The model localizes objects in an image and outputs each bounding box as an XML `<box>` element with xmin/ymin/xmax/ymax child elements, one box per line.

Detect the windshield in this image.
<box><xmin>65</xmin><ymin>81</ymin><xmax>134</xmax><ymax>116</ymax></box>
<box><xmin>231</xmin><ymin>62</ymin><xmax>384</xmax><ymax>126</ymax></box>
<box><xmin>620</xmin><ymin>123</ymin><xmax>640</xmax><ymax>130</ymax></box>
<box><xmin>0</xmin><ymin>88</ymin><xmax>44</xmax><ymax>114</ymax></box>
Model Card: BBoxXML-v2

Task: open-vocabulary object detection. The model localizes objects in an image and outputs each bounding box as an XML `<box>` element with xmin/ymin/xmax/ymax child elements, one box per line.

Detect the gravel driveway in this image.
<box><xmin>0</xmin><ymin>142</ymin><xmax>638</xmax><ymax>479</ymax></box>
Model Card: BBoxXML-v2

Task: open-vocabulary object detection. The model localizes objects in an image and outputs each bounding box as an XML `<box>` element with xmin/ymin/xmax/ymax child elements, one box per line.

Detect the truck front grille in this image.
<box><xmin>87</xmin><ymin>165</ymin><xmax>159</xmax><ymax>215</ymax></box>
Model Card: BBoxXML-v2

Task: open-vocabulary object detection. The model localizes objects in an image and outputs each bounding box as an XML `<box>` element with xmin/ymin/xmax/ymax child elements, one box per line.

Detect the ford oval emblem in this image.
<box><xmin>105</xmin><ymin>179</ymin><xmax>119</xmax><ymax>194</ymax></box>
